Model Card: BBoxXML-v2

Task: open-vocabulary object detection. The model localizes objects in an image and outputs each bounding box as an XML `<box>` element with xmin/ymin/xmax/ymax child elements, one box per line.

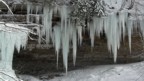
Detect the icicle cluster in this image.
<box><xmin>27</xmin><ymin>2</ymin><xmax>42</xmax><ymax>24</ymax></box>
<box><xmin>27</xmin><ymin>0</ymin><xmax>144</xmax><ymax>73</ymax></box>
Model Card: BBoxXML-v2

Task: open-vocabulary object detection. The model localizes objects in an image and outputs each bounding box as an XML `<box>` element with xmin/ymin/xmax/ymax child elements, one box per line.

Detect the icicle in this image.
<box><xmin>90</xmin><ymin>21</ymin><xmax>95</xmax><ymax>47</ymax></box>
<box><xmin>127</xmin><ymin>20</ymin><xmax>133</xmax><ymax>53</ymax></box>
<box><xmin>36</xmin><ymin>15</ymin><xmax>40</xmax><ymax>24</ymax></box>
<box><xmin>118</xmin><ymin>12</ymin><xmax>128</xmax><ymax>40</ymax></box>
<box><xmin>60</xmin><ymin>5</ymin><xmax>70</xmax><ymax>73</ymax></box>
<box><xmin>27</xmin><ymin>2</ymin><xmax>31</xmax><ymax>23</ymax></box>
<box><xmin>54</xmin><ymin>26</ymin><xmax>61</xmax><ymax>68</ymax></box>
<box><xmin>111</xmin><ymin>14</ymin><xmax>119</xmax><ymax>63</ymax></box>
<box><xmin>94</xmin><ymin>17</ymin><xmax>104</xmax><ymax>37</ymax></box>
<box><xmin>103</xmin><ymin>14</ymin><xmax>120</xmax><ymax>63</ymax></box>
<box><xmin>91</xmin><ymin>17</ymin><xmax>104</xmax><ymax>47</ymax></box>
<box><xmin>42</xmin><ymin>5</ymin><xmax>53</xmax><ymax>44</ymax></box>
<box><xmin>35</xmin><ymin>5</ymin><xmax>41</xmax><ymax>24</ymax></box>
<box><xmin>62</xmin><ymin>28</ymin><xmax>70</xmax><ymax>73</ymax></box>
<box><xmin>103</xmin><ymin>17</ymin><xmax>111</xmax><ymax>50</ymax></box>
<box><xmin>72</xmin><ymin>27</ymin><xmax>77</xmax><ymax>66</ymax></box>
<box><xmin>77</xmin><ymin>26</ymin><xmax>83</xmax><ymax>46</ymax></box>
<box><xmin>140</xmin><ymin>20</ymin><xmax>144</xmax><ymax>37</ymax></box>
<box><xmin>60</xmin><ymin>5</ymin><xmax>68</xmax><ymax>32</ymax></box>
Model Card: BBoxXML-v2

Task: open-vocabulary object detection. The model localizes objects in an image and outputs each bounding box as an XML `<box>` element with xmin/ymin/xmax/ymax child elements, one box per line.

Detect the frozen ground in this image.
<box><xmin>18</xmin><ymin>61</ymin><xmax>144</xmax><ymax>81</ymax></box>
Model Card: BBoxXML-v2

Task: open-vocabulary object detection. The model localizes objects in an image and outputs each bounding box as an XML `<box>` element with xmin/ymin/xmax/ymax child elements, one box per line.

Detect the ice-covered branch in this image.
<box><xmin>0</xmin><ymin>0</ymin><xmax>14</xmax><ymax>14</ymax></box>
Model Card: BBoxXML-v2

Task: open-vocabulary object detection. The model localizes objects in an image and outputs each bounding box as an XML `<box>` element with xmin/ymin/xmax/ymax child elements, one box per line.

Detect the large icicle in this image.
<box><xmin>104</xmin><ymin>12</ymin><xmax>130</xmax><ymax>62</ymax></box>
<box><xmin>72</xmin><ymin>27</ymin><xmax>77</xmax><ymax>66</ymax></box>
<box><xmin>42</xmin><ymin>5</ymin><xmax>53</xmax><ymax>44</ymax></box>
<box><xmin>60</xmin><ymin>5</ymin><xmax>70</xmax><ymax>73</ymax></box>
<box><xmin>62</xmin><ymin>27</ymin><xmax>70</xmax><ymax>73</ymax></box>
<box><xmin>110</xmin><ymin>14</ymin><xmax>120</xmax><ymax>63</ymax></box>
<box><xmin>103</xmin><ymin>14</ymin><xmax>121</xmax><ymax>63</ymax></box>
<box><xmin>54</xmin><ymin>26</ymin><xmax>61</xmax><ymax>68</ymax></box>
<box><xmin>127</xmin><ymin>19</ymin><xmax>133</xmax><ymax>52</ymax></box>
<box><xmin>90</xmin><ymin>21</ymin><xmax>95</xmax><ymax>48</ymax></box>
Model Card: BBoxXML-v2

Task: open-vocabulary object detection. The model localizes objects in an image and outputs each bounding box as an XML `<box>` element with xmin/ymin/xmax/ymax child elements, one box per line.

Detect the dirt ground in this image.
<box><xmin>13</xmin><ymin>33</ymin><xmax>144</xmax><ymax>80</ymax></box>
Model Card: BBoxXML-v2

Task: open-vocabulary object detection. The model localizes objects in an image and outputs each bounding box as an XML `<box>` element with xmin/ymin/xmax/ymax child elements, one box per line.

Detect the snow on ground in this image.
<box><xmin>18</xmin><ymin>75</ymin><xmax>41</xmax><ymax>81</ymax></box>
<box><xmin>19</xmin><ymin>61</ymin><xmax>144</xmax><ymax>81</ymax></box>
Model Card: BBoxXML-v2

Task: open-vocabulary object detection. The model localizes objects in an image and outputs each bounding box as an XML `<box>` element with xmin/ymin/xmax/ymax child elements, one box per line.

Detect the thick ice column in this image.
<box><xmin>0</xmin><ymin>22</ymin><xmax>29</xmax><ymax>81</ymax></box>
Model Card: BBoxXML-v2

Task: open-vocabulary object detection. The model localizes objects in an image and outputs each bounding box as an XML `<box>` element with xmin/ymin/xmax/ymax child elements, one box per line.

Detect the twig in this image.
<box><xmin>0</xmin><ymin>71</ymin><xmax>19</xmax><ymax>81</ymax></box>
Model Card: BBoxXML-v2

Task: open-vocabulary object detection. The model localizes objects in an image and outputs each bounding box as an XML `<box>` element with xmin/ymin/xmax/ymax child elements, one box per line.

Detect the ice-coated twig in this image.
<box><xmin>0</xmin><ymin>71</ymin><xmax>20</xmax><ymax>81</ymax></box>
<box><xmin>0</xmin><ymin>0</ymin><xmax>14</xmax><ymax>15</ymax></box>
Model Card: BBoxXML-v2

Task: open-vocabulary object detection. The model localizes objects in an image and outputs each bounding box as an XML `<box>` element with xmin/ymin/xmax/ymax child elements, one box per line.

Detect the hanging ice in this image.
<box><xmin>62</xmin><ymin>27</ymin><xmax>70</xmax><ymax>73</ymax></box>
<box><xmin>103</xmin><ymin>14</ymin><xmax>121</xmax><ymax>63</ymax></box>
<box><xmin>26</xmin><ymin>0</ymin><xmax>144</xmax><ymax>73</ymax></box>
<box><xmin>0</xmin><ymin>22</ymin><xmax>29</xmax><ymax>81</ymax></box>
<box><xmin>42</xmin><ymin>5</ymin><xmax>53</xmax><ymax>44</ymax></box>
<box><xmin>27</xmin><ymin>2</ymin><xmax>31</xmax><ymax>23</ymax></box>
<box><xmin>60</xmin><ymin>5</ymin><xmax>70</xmax><ymax>73</ymax></box>
<box><xmin>77</xmin><ymin>26</ymin><xmax>83</xmax><ymax>46</ymax></box>
<box><xmin>89</xmin><ymin>21</ymin><xmax>95</xmax><ymax>48</ymax></box>
<box><xmin>118</xmin><ymin>12</ymin><xmax>128</xmax><ymax>41</ymax></box>
<box><xmin>54</xmin><ymin>26</ymin><xmax>61</xmax><ymax>68</ymax></box>
<box><xmin>72</xmin><ymin>27</ymin><xmax>77</xmax><ymax>66</ymax></box>
<box><xmin>127</xmin><ymin>19</ymin><xmax>133</xmax><ymax>52</ymax></box>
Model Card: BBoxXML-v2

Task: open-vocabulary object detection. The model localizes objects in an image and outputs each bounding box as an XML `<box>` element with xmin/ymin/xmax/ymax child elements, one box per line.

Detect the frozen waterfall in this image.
<box><xmin>26</xmin><ymin>0</ymin><xmax>144</xmax><ymax>73</ymax></box>
<box><xmin>0</xmin><ymin>22</ymin><xmax>29</xmax><ymax>81</ymax></box>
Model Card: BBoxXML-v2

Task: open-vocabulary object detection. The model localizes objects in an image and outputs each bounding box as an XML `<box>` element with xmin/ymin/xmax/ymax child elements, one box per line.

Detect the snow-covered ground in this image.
<box><xmin>19</xmin><ymin>61</ymin><xmax>144</xmax><ymax>81</ymax></box>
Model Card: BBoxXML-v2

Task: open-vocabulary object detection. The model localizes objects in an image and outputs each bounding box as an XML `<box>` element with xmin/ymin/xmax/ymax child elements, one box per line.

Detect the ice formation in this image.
<box><xmin>43</xmin><ymin>5</ymin><xmax>53</xmax><ymax>44</ymax></box>
<box><xmin>0</xmin><ymin>2</ymin><xmax>30</xmax><ymax>80</ymax></box>
<box><xmin>27</xmin><ymin>3</ymin><xmax>31</xmax><ymax>23</ymax></box>
<box><xmin>27</xmin><ymin>0</ymin><xmax>144</xmax><ymax>72</ymax></box>
<box><xmin>54</xmin><ymin>26</ymin><xmax>61</xmax><ymax>68</ymax></box>
<box><xmin>0</xmin><ymin>22</ymin><xmax>29</xmax><ymax>81</ymax></box>
<box><xmin>72</xmin><ymin>27</ymin><xmax>77</xmax><ymax>66</ymax></box>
